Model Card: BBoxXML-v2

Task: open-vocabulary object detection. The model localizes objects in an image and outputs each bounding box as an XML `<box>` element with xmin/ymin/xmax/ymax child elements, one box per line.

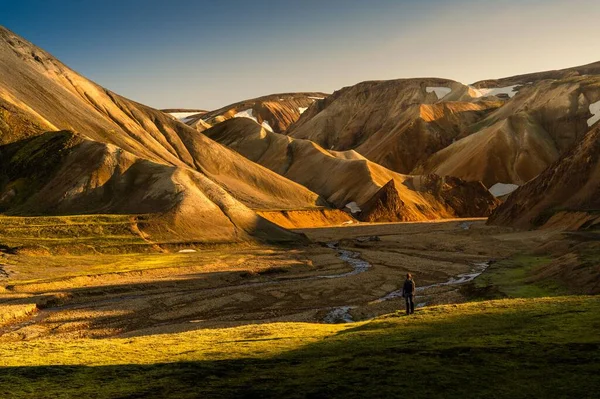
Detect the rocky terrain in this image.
<box><xmin>489</xmin><ymin>126</ymin><xmax>600</xmax><ymax>230</ymax></box>
<box><xmin>0</xmin><ymin>26</ymin><xmax>324</xmax><ymax>243</ymax></box>
<box><xmin>203</xmin><ymin>118</ymin><xmax>498</xmax><ymax>220</ymax></box>
<box><xmin>285</xmin><ymin>71</ymin><xmax>600</xmax><ymax>192</ymax></box>
<box><xmin>1</xmin><ymin>24</ymin><xmax>599</xmax><ymax>236</ymax></box>
<box><xmin>183</xmin><ymin>92</ymin><xmax>328</xmax><ymax>133</ymax></box>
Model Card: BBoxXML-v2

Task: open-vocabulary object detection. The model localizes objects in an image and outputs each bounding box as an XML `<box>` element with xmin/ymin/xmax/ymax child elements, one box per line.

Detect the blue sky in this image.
<box><xmin>3</xmin><ymin>0</ymin><xmax>600</xmax><ymax>109</ymax></box>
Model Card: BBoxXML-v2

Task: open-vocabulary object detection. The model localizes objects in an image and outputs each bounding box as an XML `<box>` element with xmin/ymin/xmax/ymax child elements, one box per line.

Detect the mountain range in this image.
<box><xmin>1</xmin><ymin>25</ymin><xmax>599</xmax><ymax>242</ymax></box>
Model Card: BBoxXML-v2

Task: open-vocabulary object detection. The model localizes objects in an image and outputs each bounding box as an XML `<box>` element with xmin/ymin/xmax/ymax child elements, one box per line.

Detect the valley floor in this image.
<box><xmin>1</xmin><ymin>217</ymin><xmax>598</xmax><ymax>397</ymax></box>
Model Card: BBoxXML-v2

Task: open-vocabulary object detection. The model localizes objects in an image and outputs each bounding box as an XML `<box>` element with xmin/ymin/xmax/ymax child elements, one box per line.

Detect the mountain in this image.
<box><xmin>488</xmin><ymin>126</ymin><xmax>600</xmax><ymax>230</ymax></box>
<box><xmin>471</xmin><ymin>60</ymin><xmax>600</xmax><ymax>89</ymax></box>
<box><xmin>417</xmin><ymin>75</ymin><xmax>600</xmax><ymax>186</ymax></box>
<box><xmin>203</xmin><ymin>118</ymin><xmax>499</xmax><ymax>220</ymax></box>
<box><xmin>0</xmin><ymin>26</ymin><xmax>324</xmax><ymax>242</ymax></box>
<box><xmin>161</xmin><ymin>109</ymin><xmax>207</xmax><ymax>123</ymax></box>
<box><xmin>286</xmin><ymin>71</ymin><xmax>600</xmax><ymax>189</ymax></box>
<box><xmin>286</xmin><ymin>79</ymin><xmax>501</xmax><ymax>173</ymax></box>
<box><xmin>183</xmin><ymin>92</ymin><xmax>328</xmax><ymax>133</ymax></box>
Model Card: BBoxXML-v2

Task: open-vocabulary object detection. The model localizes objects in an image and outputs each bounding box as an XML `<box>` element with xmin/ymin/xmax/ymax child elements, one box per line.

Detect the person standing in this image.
<box><xmin>402</xmin><ymin>273</ymin><xmax>416</xmax><ymax>315</ymax></box>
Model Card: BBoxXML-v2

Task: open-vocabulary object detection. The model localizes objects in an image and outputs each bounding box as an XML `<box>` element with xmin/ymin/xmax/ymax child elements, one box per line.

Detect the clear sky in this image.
<box><xmin>3</xmin><ymin>0</ymin><xmax>600</xmax><ymax>110</ymax></box>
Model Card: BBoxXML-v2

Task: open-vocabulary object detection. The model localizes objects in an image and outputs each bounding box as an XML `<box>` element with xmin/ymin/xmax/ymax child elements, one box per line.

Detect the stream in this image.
<box><xmin>323</xmin><ymin>251</ymin><xmax>490</xmax><ymax>324</ymax></box>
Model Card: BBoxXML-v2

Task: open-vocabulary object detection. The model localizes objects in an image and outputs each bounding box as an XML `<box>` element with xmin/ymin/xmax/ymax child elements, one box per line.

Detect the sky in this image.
<box><xmin>3</xmin><ymin>0</ymin><xmax>600</xmax><ymax>110</ymax></box>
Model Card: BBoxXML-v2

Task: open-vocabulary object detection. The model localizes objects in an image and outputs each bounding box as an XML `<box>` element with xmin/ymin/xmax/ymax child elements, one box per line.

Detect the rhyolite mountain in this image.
<box><xmin>285</xmin><ymin>69</ymin><xmax>600</xmax><ymax>189</ymax></box>
<box><xmin>203</xmin><ymin>118</ymin><xmax>499</xmax><ymax>220</ymax></box>
<box><xmin>0</xmin><ymin>26</ymin><xmax>324</xmax><ymax>243</ymax></box>
<box><xmin>183</xmin><ymin>92</ymin><xmax>328</xmax><ymax>134</ymax></box>
<box><xmin>488</xmin><ymin>125</ymin><xmax>600</xmax><ymax>230</ymax></box>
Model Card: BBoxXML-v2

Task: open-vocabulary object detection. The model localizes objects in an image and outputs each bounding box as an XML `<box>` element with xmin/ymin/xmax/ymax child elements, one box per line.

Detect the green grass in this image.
<box><xmin>473</xmin><ymin>254</ymin><xmax>568</xmax><ymax>298</ymax></box>
<box><xmin>0</xmin><ymin>214</ymin><xmax>154</xmax><ymax>254</ymax></box>
<box><xmin>1</xmin><ymin>296</ymin><xmax>599</xmax><ymax>398</ymax></box>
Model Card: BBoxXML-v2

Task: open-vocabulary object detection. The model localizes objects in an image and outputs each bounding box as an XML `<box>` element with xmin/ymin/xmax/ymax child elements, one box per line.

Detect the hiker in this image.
<box><xmin>402</xmin><ymin>273</ymin><xmax>415</xmax><ymax>315</ymax></box>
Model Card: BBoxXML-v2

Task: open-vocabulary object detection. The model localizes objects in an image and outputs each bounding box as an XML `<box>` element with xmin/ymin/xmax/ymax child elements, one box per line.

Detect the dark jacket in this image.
<box><xmin>402</xmin><ymin>278</ymin><xmax>415</xmax><ymax>297</ymax></box>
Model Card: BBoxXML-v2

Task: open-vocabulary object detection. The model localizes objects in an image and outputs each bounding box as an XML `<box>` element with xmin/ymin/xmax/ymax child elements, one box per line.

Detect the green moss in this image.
<box><xmin>474</xmin><ymin>254</ymin><xmax>569</xmax><ymax>298</ymax></box>
<box><xmin>0</xmin><ymin>297</ymin><xmax>598</xmax><ymax>398</ymax></box>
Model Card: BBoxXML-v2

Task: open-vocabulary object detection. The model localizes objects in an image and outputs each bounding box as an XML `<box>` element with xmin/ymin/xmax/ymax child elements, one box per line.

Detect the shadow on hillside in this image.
<box><xmin>2</xmin><ymin>299</ymin><xmax>599</xmax><ymax>398</ymax></box>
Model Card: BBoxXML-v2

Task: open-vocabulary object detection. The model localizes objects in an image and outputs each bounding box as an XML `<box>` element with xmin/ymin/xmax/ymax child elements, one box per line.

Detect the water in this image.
<box><xmin>318</xmin><ymin>243</ymin><xmax>371</xmax><ymax>279</ymax></box>
<box><xmin>376</xmin><ymin>261</ymin><xmax>490</xmax><ymax>302</ymax></box>
<box><xmin>324</xmin><ymin>261</ymin><xmax>490</xmax><ymax>323</ymax></box>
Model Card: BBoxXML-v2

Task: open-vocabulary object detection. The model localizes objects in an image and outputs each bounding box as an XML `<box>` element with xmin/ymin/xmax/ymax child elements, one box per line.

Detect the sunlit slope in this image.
<box><xmin>184</xmin><ymin>92</ymin><xmax>328</xmax><ymax>133</ymax></box>
<box><xmin>286</xmin><ymin>70</ymin><xmax>600</xmax><ymax>188</ymax></box>
<box><xmin>204</xmin><ymin>118</ymin><xmax>498</xmax><ymax>220</ymax></box>
<box><xmin>418</xmin><ymin>76</ymin><xmax>600</xmax><ymax>186</ymax></box>
<box><xmin>489</xmin><ymin>126</ymin><xmax>600</xmax><ymax>230</ymax></box>
<box><xmin>0</xmin><ymin>26</ymin><xmax>325</xmax><ymax>242</ymax></box>
<box><xmin>0</xmin><ymin>26</ymin><xmax>322</xmax><ymax>210</ymax></box>
<box><xmin>287</xmin><ymin>79</ymin><xmax>496</xmax><ymax>173</ymax></box>
<box><xmin>1</xmin><ymin>297</ymin><xmax>598</xmax><ymax>398</ymax></box>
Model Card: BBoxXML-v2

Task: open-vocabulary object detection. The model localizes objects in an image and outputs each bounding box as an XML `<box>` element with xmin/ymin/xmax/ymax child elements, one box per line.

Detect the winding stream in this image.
<box><xmin>323</xmin><ymin>250</ymin><xmax>491</xmax><ymax>324</ymax></box>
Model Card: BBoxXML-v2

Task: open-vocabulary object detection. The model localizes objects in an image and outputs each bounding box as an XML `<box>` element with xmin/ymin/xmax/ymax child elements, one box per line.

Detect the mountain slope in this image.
<box><xmin>488</xmin><ymin>126</ymin><xmax>600</xmax><ymax>230</ymax></box>
<box><xmin>183</xmin><ymin>92</ymin><xmax>328</xmax><ymax>133</ymax></box>
<box><xmin>0</xmin><ymin>26</ymin><xmax>323</xmax><ymax>242</ymax></box>
<box><xmin>204</xmin><ymin>118</ymin><xmax>499</xmax><ymax>220</ymax></box>
<box><xmin>417</xmin><ymin>76</ymin><xmax>600</xmax><ymax>186</ymax></box>
<box><xmin>286</xmin><ymin>70</ymin><xmax>600</xmax><ymax>188</ymax></box>
<box><xmin>286</xmin><ymin>78</ymin><xmax>502</xmax><ymax>173</ymax></box>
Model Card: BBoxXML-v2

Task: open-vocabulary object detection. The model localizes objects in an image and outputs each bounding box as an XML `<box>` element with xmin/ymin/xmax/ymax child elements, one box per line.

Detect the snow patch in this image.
<box><xmin>344</xmin><ymin>202</ymin><xmax>361</xmax><ymax>214</ymax></box>
<box><xmin>178</xmin><ymin>249</ymin><xmax>197</xmax><ymax>253</ymax></box>
<box><xmin>233</xmin><ymin>109</ymin><xmax>259</xmax><ymax>123</ymax></box>
<box><xmin>309</xmin><ymin>96</ymin><xmax>325</xmax><ymax>100</ymax></box>
<box><xmin>168</xmin><ymin>112</ymin><xmax>199</xmax><ymax>122</ymax></box>
<box><xmin>588</xmin><ymin>100</ymin><xmax>600</xmax><ymax>127</ymax></box>
<box><xmin>489</xmin><ymin>183</ymin><xmax>519</xmax><ymax>197</ymax></box>
<box><xmin>261</xmin><ymin>120</ymin><xmax>273</xmax><ymax>132</ymax></box>
<box><xmin>471</xmin><ymin>85</ymin><xmax>519</xmax><ymax>98</ymax></box>
<box><xmin>426</xmin><ymin>86</ymin><xmax>452</xmax><ymax>100</ymax></box>
<box><xmin>298</xmin><ymin>107</ymin><xmax>308</xmax><ymax>114</ymax></box>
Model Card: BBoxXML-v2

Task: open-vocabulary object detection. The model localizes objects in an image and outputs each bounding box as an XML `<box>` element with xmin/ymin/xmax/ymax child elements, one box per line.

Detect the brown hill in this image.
<box><xmin>204</xmin><ymin>118</ymin><xmax>499</xmax><ymax>221</ymax></box>
<box><xmin>488</xmin><ymin>126</ymin><xmax>600</xmax><ymax>230</ymax></box>
<box><xmin>0</xmin><ymin>26</ymin><xmax>323</xmax><ymax>243</ymax></box>
<box><xmin>471</xmin><ymin>60</ymin><xmax>600</xmax><ymax>88</ymax></box>
<box><xmin>286</xmin><ymin>68</ymin><xmax>600</xmax><ymax>190</ymax></box>
<box><xmin>184</xmin><ymin>92</ymin><xmax>328</xmax><ymax>133</ymax></box>
<box><xmin>417</xmin><ymin>76</ymin><xmax>600</xmax><ymax>186</ymax></box>
<box><xmin>286</xmin><ymin>78</ymin><xmax>503</xmax><ymax>173</ymax></box>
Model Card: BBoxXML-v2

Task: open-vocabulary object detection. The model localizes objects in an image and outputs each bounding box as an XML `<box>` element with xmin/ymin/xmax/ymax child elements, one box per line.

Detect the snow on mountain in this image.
<box><xmin>426</xmin><ymin>86</ymin><xmax>452</xmax><ymax>100</ymax></box>
<box><xmin>489</xmin><ymin>183</ymin><xmax>519</xmax><ymax>197</ymax></box>
<box><xmin>261</xmin><ymin>120</ymin><xmax>274</xmax><ymax>132</ymax></box>
<box><xmin>168</xmin><ymin>112</ymin><xmax>201</xmax><ymax>122</ymax></box>
<box><xmin>234</xmin><ymin>109</ymin><xmax>259</xmax><ymax>123</ymax></box>
<box><xmin>588</xmin><ymin>100</ymin><xmax>600</xmax><ymax>127</ymax></box>
<box><xmin>471</xmin><ymin>85</ymin><xmax>519</xmax><ymax>98</ymax></box>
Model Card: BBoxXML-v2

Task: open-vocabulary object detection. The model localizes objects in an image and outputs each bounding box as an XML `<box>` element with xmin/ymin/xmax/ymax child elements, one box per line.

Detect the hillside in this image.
<box><xmin>1</xmin><ymin>297</ymin><xmax>598</xmax><ymax>398</ymax></box>
<box><xmin>286</xmin><ymin>79</ymin><xmax>497</xmax><ymax>173</ymax></box>
<box><xmin>183</xmin><ymin>92</ymin><xmax>328</xmax><ymax>133</ymax></box>
<box><xmin>204</xmin><ymin>118</ymin><xmax>498</xmax><ymax>220</ymax></box>
<box><xmin>488</xmin><ymin>126</ymin><xmax>600</xmax><ymax>230</ymax></box>
<box><xmin>0</xmin><ymin>26</ymin><xmax>324</xmax><ymax>242</ymax></box>
<box><xmin>286</xmin><ymin>70</ymin><xmax>600</xmax><ymax>188</ymax></box>
<box><xmin>418</xmin><ymin>75</ymin><xmax>600</xmax><ymax>186</ymax></box>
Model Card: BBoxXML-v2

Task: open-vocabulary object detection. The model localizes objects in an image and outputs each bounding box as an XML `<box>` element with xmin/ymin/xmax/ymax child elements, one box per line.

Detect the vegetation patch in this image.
<box><xmin>0</xmin><ymin>297</ymin><xmax>598</xmax><ymax>398</ymax></box>
<box><xmin>472</xmin><ymin>254</ymin><xmax>567</xmax><ymax>298</ymax></box>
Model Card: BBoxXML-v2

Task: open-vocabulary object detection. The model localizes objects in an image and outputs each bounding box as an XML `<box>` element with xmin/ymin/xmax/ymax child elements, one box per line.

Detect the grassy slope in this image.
<box><xmin>473</xmin><ymin>254</ymin><xmax>565</xmax><ymax>297</ymax></box>
<box><xmin>1</xmin><ymin>296</ymin><xmax>599</xmax><ymax>398</ymax></box>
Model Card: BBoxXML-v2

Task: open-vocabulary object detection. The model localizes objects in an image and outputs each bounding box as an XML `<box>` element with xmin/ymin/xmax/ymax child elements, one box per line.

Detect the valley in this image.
<box><xmin>1</xmin><ymin>217</ymin><xmax>590</xmax><ymax>341</ymax></box>
<box><xmin>0</xmin><ymin>17</ymin><xmax>598</xmax><ymax>398</ymax></box>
